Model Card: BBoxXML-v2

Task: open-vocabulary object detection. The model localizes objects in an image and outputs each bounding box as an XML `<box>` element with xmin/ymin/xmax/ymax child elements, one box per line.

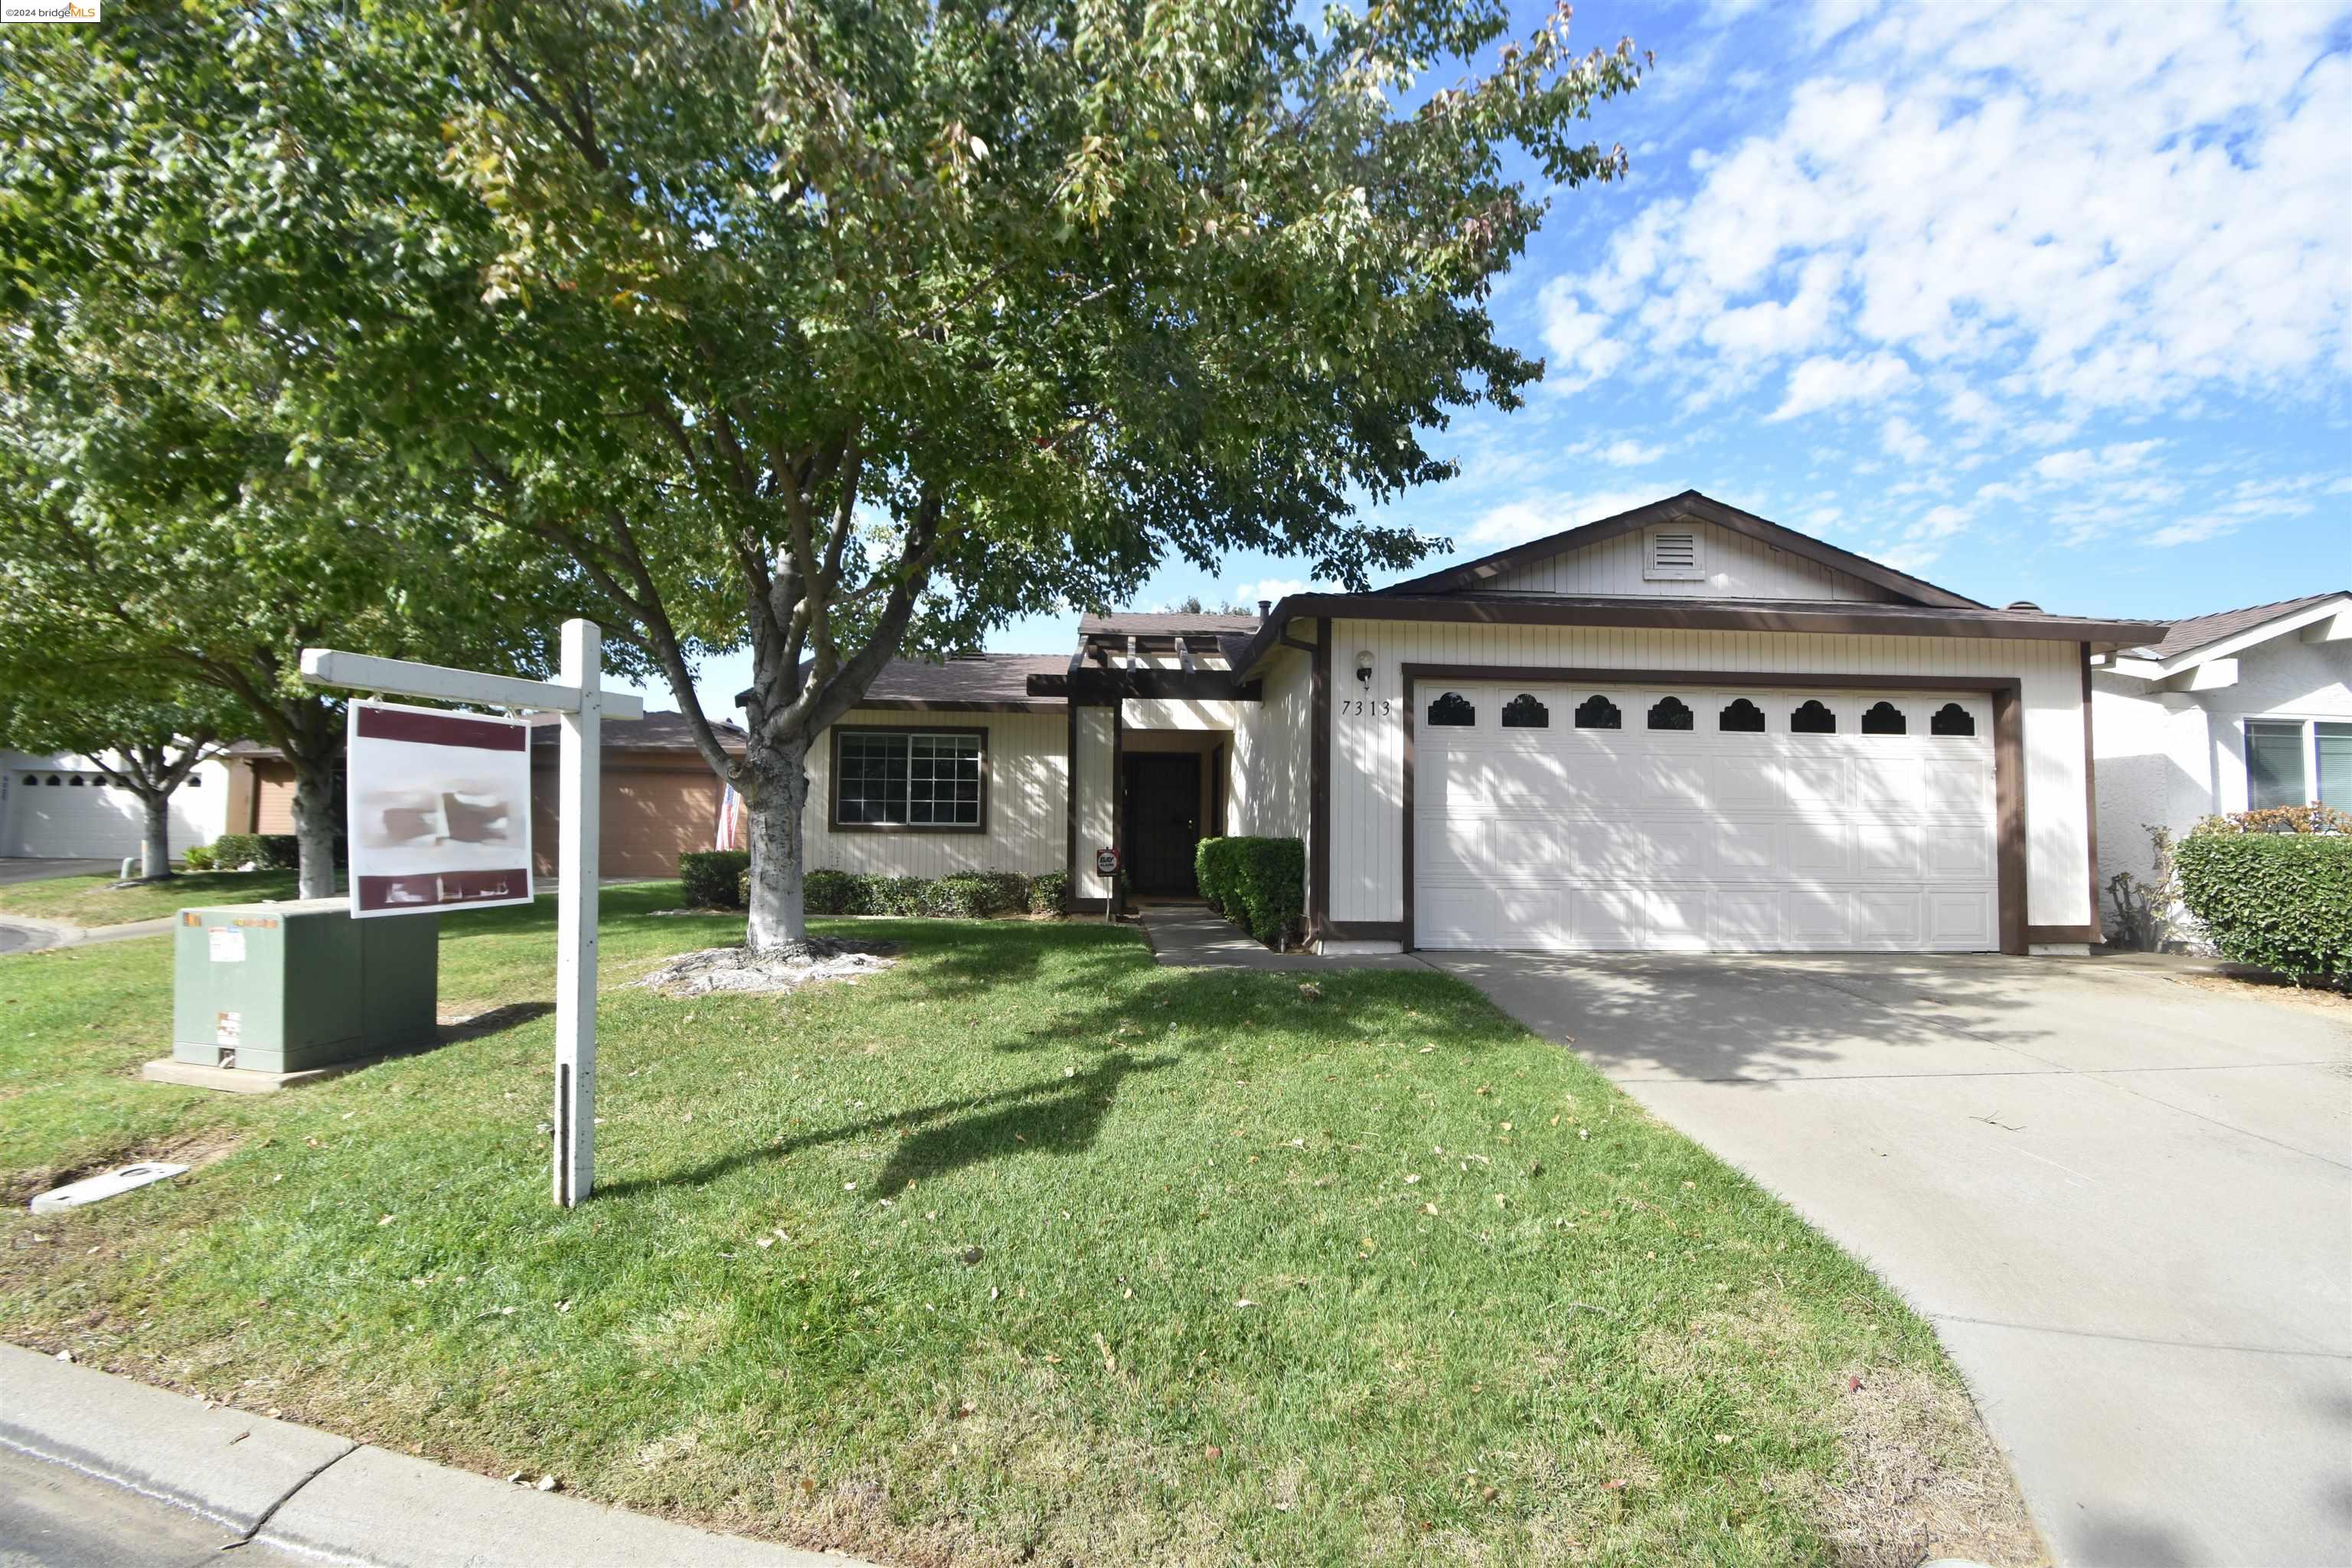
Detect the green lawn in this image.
<box><xmin>0</xmin><ymin>888</ymin><xmax>2027</xmax><ymax>1566</ymax></box>
<box><xmin>0</xmin><ymin>870</ymin><xmax>308</xmax><ymax>926</ymax></box>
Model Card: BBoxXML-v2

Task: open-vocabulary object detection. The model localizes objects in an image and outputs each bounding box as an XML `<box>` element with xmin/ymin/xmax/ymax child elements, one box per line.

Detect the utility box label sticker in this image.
<box><xmin>208</xmin><ymin>928</ymin><xmax>247</xmax><ymax>963</ymax></box>
<box><xmin>215</xmin><ymin>1011</ymin><xmax>242</xmax><ymax>1046</ymax></box>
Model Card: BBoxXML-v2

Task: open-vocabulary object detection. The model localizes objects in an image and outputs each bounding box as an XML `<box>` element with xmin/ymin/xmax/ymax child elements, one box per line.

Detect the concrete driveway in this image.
<box><xmin>1426</xmin><ymin>950</ymin><xmax>2352</xmax><ymax>1568</ymax></box>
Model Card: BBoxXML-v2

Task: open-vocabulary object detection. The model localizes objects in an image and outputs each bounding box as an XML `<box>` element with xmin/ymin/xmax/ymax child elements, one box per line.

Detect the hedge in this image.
<box><xmin>1194</xmin><ymin>835</ymin><xmax>1305</xmax><ymax>947</ymax></box>
<box><xmin>679</xmin><ymin>850</ymin><xmax>751</xmax><ymax>909</ymax></box>
<box><xmin>2174</xmin><ymin>826</ymin><xmax>2352</xmax><ymax>984</ymax></box>
<box><xmin>737</xmin><ymin>866</ymin><xmax>1067</xmax><ymax>919</ymax></box>
<box><xmin>211</xmin><ymin>833</ymin><xmax>300</xmax><ymax>872</ymax></box>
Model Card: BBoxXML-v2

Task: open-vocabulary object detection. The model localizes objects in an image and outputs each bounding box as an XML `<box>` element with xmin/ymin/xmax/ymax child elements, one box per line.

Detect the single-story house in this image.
<box><xmin>0</xmin><ymin>749</ymin><xmax>235</xmax><ymax>860</ymax></box>
<box><xmin>227</xmin><ymin>711</ymin><xmax>750</xmax><ymax>880</ymax></box>
<box><xmin>2090</xmin><ymin>591</ymin><xmax>2351</xmax><ymax>914</ymax></box>
<box><xmin>806</xmin><ymin>491</ymin><xmax>2168</xmax><ymax>956</ymax></box>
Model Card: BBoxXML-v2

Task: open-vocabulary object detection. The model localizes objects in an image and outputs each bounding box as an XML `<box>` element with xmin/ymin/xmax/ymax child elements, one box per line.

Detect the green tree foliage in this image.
<box><xmin>0</xmin><ymin>18</ymin><xmax>578</xmax><ymax>897</ymax></box>
<box><xmin>3</xmin><ymin>0</ymin><xmax>1642</xmax><ymax>949</ymax></box>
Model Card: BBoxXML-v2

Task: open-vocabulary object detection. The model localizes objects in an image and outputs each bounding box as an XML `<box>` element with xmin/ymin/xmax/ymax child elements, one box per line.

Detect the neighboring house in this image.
<box><xmin>227</xmin><ymin>711</ymin><xmax>750</xmax><ymax>880</ymax></box>
<box><xmin>2090</xmin><ymin>591</ymin><xmax>2352</xmax><ymax>930</ymax></box>
<box><xmin>0</xmin><ymin>750</ymin><xmax>233</xmax><ymax>860</ymax></box>
<box><xmin>805</xmin><ymin>490</ymin><xmax>2167</xmax><ymax>956</ymax></box>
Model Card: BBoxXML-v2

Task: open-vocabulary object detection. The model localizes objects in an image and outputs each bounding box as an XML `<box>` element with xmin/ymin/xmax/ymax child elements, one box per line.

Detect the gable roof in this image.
<box><xmin>2135</xmin><ymin>592</ymin><xmax>2349</xmax><ymax>662</ymax></box>
<box><xmin>848</xmin><ymin>655</ymin><xmax>1070</xmax><ymax>710</ymax></box>
<box><xmin>523</xmin><ymin>710</ymin><xmax>746</xmax><ymax>756</ymax></box>
<box><xmin>227</xmin><ymin>710</ymin><xmax>748</xmax><ymax>761</ymax></box>
<box><xmin>1377</xmin><ymin>490</ymin><xmax>1987</xmax><ymax>609</ymax></box>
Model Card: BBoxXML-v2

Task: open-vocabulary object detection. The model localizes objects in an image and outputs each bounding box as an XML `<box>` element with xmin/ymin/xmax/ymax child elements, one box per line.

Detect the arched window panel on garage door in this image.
<box><xmin>1647</xmin><ymin>696</ymin><xmax>1694</xmax><ymax>731</ymax></box>
<box><xmin>1929</xmin><ymin>702</ymin><xmax>1976</xmax><ymax>737</ymax></box>
<box><xmin>1426</xmin><ymin>691</ymin><xmax>1476</xmax><ymax>727</ymax></box>
<box><xmin>1718</xmin><ymin>698</ymin><xmax>1766</xmax><ymax>733</ymax></box>
<box><xmin>1501</xmin><ymin>693</ymin><xmax>1550</xmax><ymax>729</ymax></box>
<box><xmin>1574</xmin><ymin>694</ymin><xmax>1622</xmax><ymax>730</ymax></box>
<box><xmin>1861</xmin><ymin>701</ymin><xmax>1907</xmax><ymax>736</ymax></box>
<box><xmin>1790</xmin><ymin>699</ymin><xmax>1837</xmax><ymax>734</ymax></box>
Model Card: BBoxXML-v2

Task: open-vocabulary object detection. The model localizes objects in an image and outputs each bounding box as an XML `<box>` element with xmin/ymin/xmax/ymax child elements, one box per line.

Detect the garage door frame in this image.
<box><xmin>1399</xmin><ymin>664</ymin><xmax>2026</xmax><ymax>956</ymax></box>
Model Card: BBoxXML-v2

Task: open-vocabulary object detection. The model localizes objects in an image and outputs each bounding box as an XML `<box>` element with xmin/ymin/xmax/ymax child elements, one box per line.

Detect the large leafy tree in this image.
<box><xmin>7</xmin><ymin>0</ymin><xmax>1642</xmax><ymax>951</ymax></box>
<box><xmin>0</xmin><ymin>202</ymin><xmax>564</xmax><ymax>898</ymax></box>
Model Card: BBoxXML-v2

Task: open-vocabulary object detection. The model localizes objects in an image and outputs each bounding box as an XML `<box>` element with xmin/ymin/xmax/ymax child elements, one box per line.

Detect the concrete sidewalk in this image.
<box><xmin>1136</xmin><ymin>903</ymin><xmax>1430</xmax><ymax>970</ymax></box>
<box><xmin>0</xmin><ymin>1344</ymin><xmax>862</xmax><ymax>1568</ymax></box>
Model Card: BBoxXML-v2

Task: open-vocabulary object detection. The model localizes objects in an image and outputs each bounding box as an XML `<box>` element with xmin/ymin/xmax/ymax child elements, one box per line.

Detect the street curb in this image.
<box><xmin>0</xmin><ymin>1344</ymin><xmax>864</xmax><ymax>1566</ymax></box>
<box><xmin>260</xmin><ymin>1445</ymin><xmax>847</xmax><ymax>1568</ymax></box>
<box><xmin>0</xmin><ymin>1343</ymin><xmax>354</xmax><ymax>1534</ymax></box>
<box><xmin>0</xmin><ymin>912</ymin><xmax>178</xmax><ymax>954</ymax></box>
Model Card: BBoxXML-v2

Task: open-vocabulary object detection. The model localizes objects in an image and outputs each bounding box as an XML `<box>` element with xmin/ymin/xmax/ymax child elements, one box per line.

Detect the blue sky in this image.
<box><xmin>630</xmin><ymin>0</ymin><xmax>2351</xmax><ymax>720</ymax></box>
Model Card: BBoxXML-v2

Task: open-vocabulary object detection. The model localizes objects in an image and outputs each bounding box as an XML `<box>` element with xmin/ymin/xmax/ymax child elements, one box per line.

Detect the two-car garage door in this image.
<box><xmin>1414</xmin><ymin>683</ymin><xmax>1998</xmax><ymax>952</ymax></box>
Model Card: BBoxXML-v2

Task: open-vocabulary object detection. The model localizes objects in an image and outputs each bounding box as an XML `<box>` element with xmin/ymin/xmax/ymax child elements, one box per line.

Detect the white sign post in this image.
<box><xmin>300</xmin><ymin>619</ymin><xmax>644</xmax><ymax>1207</ymax></box>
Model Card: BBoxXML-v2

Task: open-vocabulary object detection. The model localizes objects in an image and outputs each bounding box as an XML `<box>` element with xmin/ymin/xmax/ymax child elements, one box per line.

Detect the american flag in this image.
<box><xmin>714</xmin><ymin>782</ymin><xmax>744</xmax><ymax>851</ymax></box>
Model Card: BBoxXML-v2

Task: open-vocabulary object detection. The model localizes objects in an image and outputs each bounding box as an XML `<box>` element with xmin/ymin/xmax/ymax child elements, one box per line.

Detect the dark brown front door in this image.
<box><xmin>1122</xmin><ymin>753</ymin><xmax>1202</xmax><ymax>896</ymax></box>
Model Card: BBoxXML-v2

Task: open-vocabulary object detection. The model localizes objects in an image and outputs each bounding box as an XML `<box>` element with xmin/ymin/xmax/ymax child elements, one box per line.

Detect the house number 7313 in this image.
<box><xmin>1341</xmin><ymin>698</ymin><xmax>1392</xmax><ymax>717</ymax></box>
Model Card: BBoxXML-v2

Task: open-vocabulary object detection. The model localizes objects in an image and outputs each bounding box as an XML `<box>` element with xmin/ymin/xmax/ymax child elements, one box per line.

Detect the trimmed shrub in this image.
<box><xmin>802</xmin><ymin>868</ymin><xmax>858</xmax><ymax>914</ymax></box>
<box><xmin>792</xmin><ymin>868</ymin><xmax>1060</xmax><ymax>919</ymax></box>
<box><xmin>2174</xmin><ymin>819</ymin><xmax>2352</xmax><ymax>984</ymax></box>
<box><xmin>923</xmin><ymin>871</ymin><xmax>1028</xmax><ymax>919</ymax></box>
<box><xmin>212</xmin><ymin>833</ymin><xmax>299</xmax><ymax>871</ymax></box>
<box><xmin>181</xmin><ymin>844</ymin><xmax>217</xmax><ymax>871</ymax></box>
<box><xmin>1195</xmin><ymin>838</ymin><xmax>1240</xmax><ymax>916</ymax></box>
<box><xmin>1195</xmin><ymin>835</ymin><xmax>1305</xmax><ymax>947</ymax></box>
<box><xmin>679</xmin><ymin>850</ymin><xmax>751</xmax><ymax>909</ymax></box>
<box><xmin>1028</xmin><ymin>870</ymin><xmax>1070</xmax><ymax>915</ymax></box>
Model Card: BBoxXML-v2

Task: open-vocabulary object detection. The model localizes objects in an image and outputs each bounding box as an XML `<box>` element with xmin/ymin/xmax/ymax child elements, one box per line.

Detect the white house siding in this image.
<box><xmin>1483</xmin><ymin>521</ymin><xmax>1900</xmax><ymax>602</ymax></box>
<box><xmin>1070</xmin><ymin>706</ymin><xmax>1116</xmax><ymax>903</ymax></box>
<box><xmin>1228</xmin><ymin>648</ymin><xmax>1309</xmax><ymax>839</ymax></box>
<box><xmin>1</xmin><ymin>750</ymin><xmax>230</xmax><ymax>860</ymax></box>
<box><xmin>1327</xmin><ymin>621</ymin><xmax>2092</xmax><ymax>936</ymax></box>
<box><xmin>802</xmin><ymin>709</ymin><xmax>1067</xmax><ymax>880</ymax></box>
<box><xmin>2093</xmin><ymin>635</ymin><xmax>2352</xmax><ymax>899</ymax></box>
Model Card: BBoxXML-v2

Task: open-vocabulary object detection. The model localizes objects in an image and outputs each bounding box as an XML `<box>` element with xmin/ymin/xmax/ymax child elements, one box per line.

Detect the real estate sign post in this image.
<box><xmin>299</xmin><ymin>619</ymin><xmax>644</xmax><ymax>1206</ymax></box>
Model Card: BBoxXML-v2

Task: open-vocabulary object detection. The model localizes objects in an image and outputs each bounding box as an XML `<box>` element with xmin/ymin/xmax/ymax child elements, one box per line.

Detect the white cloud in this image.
<box><xmin>1231</xmin><ymin>577</ymin><xmax>1311</xmax><ymax>605</ymax></box>
<box><xmin>2032</xmin><ymin>439</ymin><xmax>2164</xmax><ymax>483</ymax></box>
<box><xmin>1458</xmin><ymin>489</ymin><xmax>1664</xmax><ymax>548</ymax></box>
<box><xmin>1767</xmin><ymin>352</ymin><xmax>1915</xmax><ymax>421</ymax></box>
<box><xmin>1536</xmin><ymin>3</ymin><xmax>2352</xmax><ymax>422</ymax></box>
<box><xmin>1880</xmin><ymin>416</ymin><xmax>1931</xmax><ymax>463</ymax></box>
<box><xmin>1583</xmin><ymin>438</ymin><xmax>1668</xmax><ymax>466</ymax></box>
<box><xmin>1536</xmin><ymin>283</ymin><xmax>1628</xmax><ymax>394</ymax></box>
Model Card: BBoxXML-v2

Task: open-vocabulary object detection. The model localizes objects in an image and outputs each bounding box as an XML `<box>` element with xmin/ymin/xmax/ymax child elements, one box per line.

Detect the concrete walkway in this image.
<box><xmin>1137</xmin><ymin>903</ymin><xmax>1430</xmax><ymax>970</ymax></box>
<box><xmin>0</xmin><ymin>1344</ymin><xmax>861</xmax><ymax>1568</ymax></box>
<box><xmin>1428</xmin><ymin>949</ymin><xmax>2352</xmax><ymax>1568</ymax></box>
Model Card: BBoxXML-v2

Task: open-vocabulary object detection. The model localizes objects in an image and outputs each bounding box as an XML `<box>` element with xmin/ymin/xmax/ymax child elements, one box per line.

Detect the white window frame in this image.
<box><xmin>2241</xmin><ymin>715</ymin><xmax>2352</xmax><ymax>812</ymax></box>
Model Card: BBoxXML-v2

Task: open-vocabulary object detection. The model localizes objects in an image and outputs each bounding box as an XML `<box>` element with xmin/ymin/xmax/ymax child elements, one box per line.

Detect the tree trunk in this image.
<box><xmin>743</xmin><ymin>737</ymin><xmax>811</xmax><ymax>956</ymax></box>
<box><xmin>139</xmin><ymin>792</ymin><xmax>172</xmax><ymax>880</ymax></box>
<box><xmin>291</xmin><ymin>754</ymin><xmax>338</xmax><ymax>900</ymax></box>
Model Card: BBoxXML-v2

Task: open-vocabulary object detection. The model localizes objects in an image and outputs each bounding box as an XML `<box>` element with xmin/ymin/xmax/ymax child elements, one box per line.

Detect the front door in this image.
<box><xmin>1123</xmin><ymin>753</ymin><xmax>1202</xmax><ymax>896</ymax></box>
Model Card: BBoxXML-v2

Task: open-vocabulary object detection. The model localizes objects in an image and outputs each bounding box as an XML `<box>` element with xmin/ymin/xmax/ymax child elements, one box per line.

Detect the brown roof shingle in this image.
<box><xmin>2140</xmin><ymin>592</ymin><xmax>2347</xmax><ymax>660</ymax></box>
<box><xmin>845</xmin><ymin>655</ymin><xmax>1070</xmax><ymax>708</ymax></box>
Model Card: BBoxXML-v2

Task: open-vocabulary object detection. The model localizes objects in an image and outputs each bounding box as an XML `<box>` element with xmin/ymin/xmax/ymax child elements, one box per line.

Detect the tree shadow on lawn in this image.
<box><xmin>819</xmin><ymin>916</ymin><xmax>1137</xmax><ymax>1001</ymax></box>
<box><xmin>599</xmin><ymin>1050</ymin><xmax>1176</xmax><ymax>1200</ymax></box>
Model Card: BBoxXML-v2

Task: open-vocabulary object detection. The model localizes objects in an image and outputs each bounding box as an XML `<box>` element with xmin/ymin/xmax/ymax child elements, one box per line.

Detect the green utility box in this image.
<box><xmin>171</xmin><ymin>900</ymin><xmax>439</xmax><ymax>1075</ymax></box>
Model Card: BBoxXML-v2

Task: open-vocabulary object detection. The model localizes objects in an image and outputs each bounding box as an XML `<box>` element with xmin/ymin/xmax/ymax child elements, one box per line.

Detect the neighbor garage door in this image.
<box><xmin>1414</xmin><ymin>682</ymin><xmax>1998</xmax><ymax>952</ymax></box>
<box><xmin>5</xmin><ymin>767</ymin><xmax>139</xmax><ymax>858</ymax></box>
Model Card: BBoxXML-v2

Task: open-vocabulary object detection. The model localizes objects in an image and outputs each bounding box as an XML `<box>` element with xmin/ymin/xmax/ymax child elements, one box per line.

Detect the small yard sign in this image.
<box><xmin>1095</xmin><ymin>847</ymin><xmax>1120</xmax><ymax>877</ymax></box>
<box><xmin>346</xmin><ymin>701</ymin><xmax>534</xmax><ymax>917</ymax></box>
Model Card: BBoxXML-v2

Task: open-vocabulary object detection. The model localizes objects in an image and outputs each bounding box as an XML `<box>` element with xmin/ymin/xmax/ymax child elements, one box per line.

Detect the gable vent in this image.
<box><xmin>1644</xmin><ymin>526</ymin><xmax>1704</xmax><ymax>581</ymax></box>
